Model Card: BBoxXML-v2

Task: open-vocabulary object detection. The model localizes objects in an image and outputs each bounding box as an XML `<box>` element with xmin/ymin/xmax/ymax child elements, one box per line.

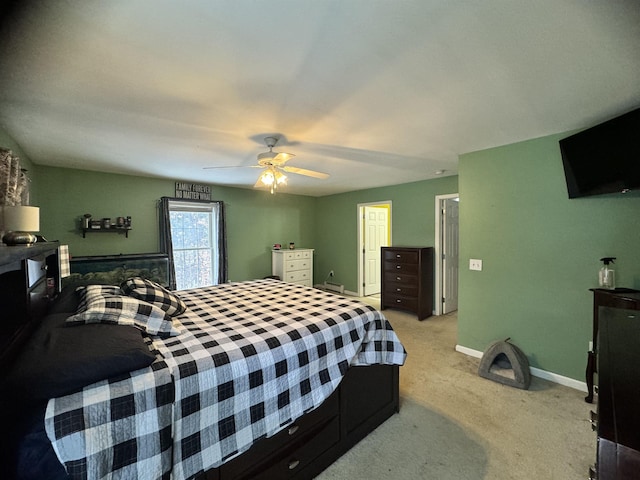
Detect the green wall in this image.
<box><xmin>35</xmin><ymin>166</ymin><xmax>317</xmax><ymax>282</ymax></box>
<box><xmin>314</xmin><ymin>176</ymin><xmax>459</xmax><ymax>291</ymax></box>
<box><xmin>458</xmin><ymin>133</ymin><xmax>640</xmax><ymax>380</ymax></box>
<box><xmin>10</xmin><ymin>125</ymin><xmax>640</xmax><ymax>383</ymax></box>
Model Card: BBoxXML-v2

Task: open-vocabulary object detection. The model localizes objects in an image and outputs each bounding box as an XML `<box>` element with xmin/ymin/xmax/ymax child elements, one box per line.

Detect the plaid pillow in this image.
<box><xmin>76</xmin><ymin>285</ymin><xmax>123</xmax><ymax>312</ymax></box>
<box><xmin>121</xmin><ymin>277</ymin><xmax>187</xmax><ymax>317</ymax></box>
<box><xmin>68</xmin><ymin>287</ymin><xmax>181</xmax><ymax>337</ymax></box>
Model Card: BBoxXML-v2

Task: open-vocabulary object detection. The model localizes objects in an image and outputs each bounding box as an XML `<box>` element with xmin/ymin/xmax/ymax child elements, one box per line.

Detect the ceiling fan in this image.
<box><xmin>205</xmin><ymin>136</ymin><xmax>329</xmax><ymax>194</ymax></box>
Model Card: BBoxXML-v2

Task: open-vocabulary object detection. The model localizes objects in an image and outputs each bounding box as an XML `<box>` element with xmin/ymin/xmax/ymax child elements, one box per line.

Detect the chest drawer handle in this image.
<box><xmin>396</xmin><ymin>299</ymin><xmax>402</xmax><ymax>303</ymax></box>
<box><xmin>288</xmin><ymin>425</ymin><xmax>299</xmax><ymax>435</ymax></box>
<box><xmin>289</xmin><ymin>459</ymin><xmax>300</xmax><ymax>470</ymax></box>
<box><xmin>396</xmin><ymin>276</ymin><xmax>401</xmax><ymax>281</ymax></box>
<box><xmin>589</xmin><ymin>410</ymin><xmax>597</xmax><ymax>431</ymax></box>
<box><xmin>396</xmin><ymin>265</ymin><xmax>401</xmax><ymax>269</ymax></box>
<box><xmin>396</xmin><ymin>288</ymin><xmax>402</xmax><ymax>292</ymax></box>
<box><xmin>396</xmin><ymin>254</ymin><xmax>401</xmax><ymax>258</ymax></box>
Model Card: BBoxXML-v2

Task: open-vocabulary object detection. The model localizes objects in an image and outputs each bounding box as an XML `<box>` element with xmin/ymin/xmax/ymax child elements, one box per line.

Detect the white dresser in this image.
<box><xmin>272</xmin><ymin>248</ymin><xmax>314</xmax><ymax>287</ymax></box>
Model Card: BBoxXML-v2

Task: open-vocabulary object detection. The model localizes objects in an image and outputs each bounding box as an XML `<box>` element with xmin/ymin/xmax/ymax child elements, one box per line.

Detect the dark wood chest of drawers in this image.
<box><xmin>589</xmin><ymin>293</ymin><xmax>640</xmax><ymax>480</ymax></box>
<box><xmin>380</xmin><ymin>246</ymin><xmax>433</xmax><ymax>320</ymax></box>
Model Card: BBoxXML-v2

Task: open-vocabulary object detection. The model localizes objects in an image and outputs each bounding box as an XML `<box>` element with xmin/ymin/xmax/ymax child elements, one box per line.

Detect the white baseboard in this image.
<box><xmin>455</xmin><ymin>344</ymin><xmax>588</xmax><ymax>393</ymax></box>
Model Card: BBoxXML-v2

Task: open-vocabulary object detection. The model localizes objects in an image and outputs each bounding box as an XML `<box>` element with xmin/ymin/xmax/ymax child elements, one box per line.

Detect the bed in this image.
<box><xmin>1</xmin><ymin>246</ymin><xmax>406</xmax><ymax>480</ymax></box>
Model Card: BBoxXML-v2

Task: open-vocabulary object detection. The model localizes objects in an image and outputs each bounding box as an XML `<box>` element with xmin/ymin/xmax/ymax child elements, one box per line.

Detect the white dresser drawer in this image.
<box><xmin>286</xmin><ymin>258</ymin><xmax>311</xmax><ymax>272</ymax></box>
<box><xmin>284</xmin><ymin>250</ymin><xmax>312</xmax><ymax>260</ymax></box>
<box><xmin>284</xmin><ymin>269</ymin><xmax>311</xmax><ymax>283</ymax></box>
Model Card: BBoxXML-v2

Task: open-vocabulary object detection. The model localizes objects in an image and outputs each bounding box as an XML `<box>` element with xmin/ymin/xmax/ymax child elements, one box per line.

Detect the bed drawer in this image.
<box><xmin>220</xmin><ymin>391</ymin><xmax>339</xmax><ymax>479</ymax></box>
<box><xmin>250</xmin><ymin>416</ymin><xmax>340</xmax><ymax>479</ymax></box>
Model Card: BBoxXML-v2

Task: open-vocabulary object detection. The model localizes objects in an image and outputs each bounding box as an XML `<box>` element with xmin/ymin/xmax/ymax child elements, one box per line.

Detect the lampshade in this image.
<box><xmin>2</xmin><ymin>205</ymin><xmax>40</xmax><ymax>245</ymax></box>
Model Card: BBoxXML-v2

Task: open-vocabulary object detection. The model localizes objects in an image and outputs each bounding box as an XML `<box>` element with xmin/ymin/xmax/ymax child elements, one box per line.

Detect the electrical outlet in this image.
<box><xmin>469</xmin><ymin>259</ymin><xmax>483</xmax><ymax>271</ymax></box>
<box><xmin>329</xmin><ymin>270</ymin><xmax>334</xmax><ymax>277</ymax></box>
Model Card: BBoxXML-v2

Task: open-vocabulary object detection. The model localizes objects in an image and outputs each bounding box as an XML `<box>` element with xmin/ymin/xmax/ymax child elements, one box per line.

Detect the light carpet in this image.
<box><xmin>316</xmin><ymin>300</ymin><xmax>595</xmax><ymax>480</ymax></box>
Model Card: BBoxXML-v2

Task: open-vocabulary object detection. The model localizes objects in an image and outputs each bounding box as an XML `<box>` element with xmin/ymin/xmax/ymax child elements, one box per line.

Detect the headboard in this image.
<box><xmin>62</xmin><ymin>253</ymin><xmax>170</xmax><ymax>289</ymax></box>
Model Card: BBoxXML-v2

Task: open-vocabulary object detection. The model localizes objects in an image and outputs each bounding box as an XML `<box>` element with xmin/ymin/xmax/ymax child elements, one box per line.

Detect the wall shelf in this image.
<box><xmin>82</xmin><ymin>227</ymin><xmax>131</xmax><ymax>238</ymax></box>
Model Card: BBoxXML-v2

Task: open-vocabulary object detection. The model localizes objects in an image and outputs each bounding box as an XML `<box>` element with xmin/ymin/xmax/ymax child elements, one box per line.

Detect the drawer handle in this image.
<box><xmin>396</xmin><ymin>288</ymin><xmax>402</xmax><ymax>292</ymax></box>
<box><xmin>589</xmin><ymin>410</ymin><xmax>597</xmax><ymax>431</ymax></box>
<box><xmin>288</xmin><ymin>425</ymin><xmax>299</xmax><ymax>435</ymax></box>
<box><xmin>41</xmin><ymin>265</ymin><xmax>48</xmax><ymax>271</ymax></box>
<box><xmin>396</xmin><ymin>299</ymin><xmax>402</xmax><ymax>303</ymax></box>
<box><xmin>396</xmin><ymin>277</ymin><xmax>401</xmax><ymax>281</ymax></box>
<box><xmin>396</xmin><ymin>265</ymin><xmax>401</xmax><ymax>269</ymax></box>
<box><xmin>289</xmin><ymin>459</ymin><xmax>300</xmax><ymax>470</ymax></box>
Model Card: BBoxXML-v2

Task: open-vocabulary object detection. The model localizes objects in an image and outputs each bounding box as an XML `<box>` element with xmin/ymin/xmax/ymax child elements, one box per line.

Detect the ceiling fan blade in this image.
<box><xmin>271</xmin><ymin>152</ymin><xmax>295</xmax><ymax>165</ymax></box>
<box><xmin>282</xmin><ymin>166</ymin><xmax>329</xmax><ymax>179</ymax></box>
<box><xmin>203</xmin><ymin>165</ymin><xmax>262</xmax><ymax>170</ymax></box>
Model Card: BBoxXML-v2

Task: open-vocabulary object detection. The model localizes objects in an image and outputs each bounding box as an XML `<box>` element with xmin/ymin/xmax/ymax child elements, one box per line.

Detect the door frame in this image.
<box><xmin>357</xmin><ymin>201</ymin><xmax>392</xmax><ymax>297</ymax></box>
<box><xmin>434</xmin><ymin>193</ymin><xmax>459</xmax><ymax>315</ymax></box>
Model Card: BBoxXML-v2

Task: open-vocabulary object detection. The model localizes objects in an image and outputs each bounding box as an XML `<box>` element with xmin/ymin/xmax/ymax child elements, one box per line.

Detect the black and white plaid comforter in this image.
<box><xmin>45</xmin><ymin>279</ymin><xmax>407</xmax><ymax>480</ymax></box>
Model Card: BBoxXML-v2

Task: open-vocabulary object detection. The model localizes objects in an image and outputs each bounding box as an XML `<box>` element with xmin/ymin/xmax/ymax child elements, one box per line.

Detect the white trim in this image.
<box><xmin>434</xmin><ymin>193</ymin><xmax>459</xmax><ymax>316</ymax></box>
<box><xmin>455</xmin><ymin>344</ymin><xmax>588</xmax><ymax>392</ymax></box>
<box><xmin>356</xmin><ymin>201</ymin><xmax>392</xmax><ymax>297</ymax></box>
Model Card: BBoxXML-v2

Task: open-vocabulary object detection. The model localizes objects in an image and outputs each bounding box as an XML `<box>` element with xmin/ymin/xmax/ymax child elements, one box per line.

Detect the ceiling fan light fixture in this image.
<box><xmin>275</xmin><ymin>170</ymin><xmax>287</xmax><ymax>185</ymax></box>
<box><xmin>260</xmin><ymin>170</ymin><xmax>275</xmax><ymax>186</ymax></box>
<box><xmin>258</xmin><ymin>167</ymin><xmax>287</xmax><ymax>194</ymax></box>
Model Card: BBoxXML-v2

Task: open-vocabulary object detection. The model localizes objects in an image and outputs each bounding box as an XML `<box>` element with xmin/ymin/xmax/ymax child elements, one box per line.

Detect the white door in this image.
<box><xmin>442</xmin><ymin>198</ymin><xmax>459</xmax><ymax>313</ymax></box>
<box><xmin>363</xmin><ymin>206</ymin><xmax>389</xmax><ymax>296</ymax></box>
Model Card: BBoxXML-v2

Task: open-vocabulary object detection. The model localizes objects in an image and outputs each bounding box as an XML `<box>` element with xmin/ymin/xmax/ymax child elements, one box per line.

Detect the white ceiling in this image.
<box><xmin>1</xmin><ymin>1</ymin><xmax>639</xmax><ymax>196</ymax></box>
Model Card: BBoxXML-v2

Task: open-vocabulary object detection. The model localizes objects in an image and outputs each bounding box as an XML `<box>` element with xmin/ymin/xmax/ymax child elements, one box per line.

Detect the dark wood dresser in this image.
<box><xmin>380</xmin><ymin>246</ymin><xmax>433</xmax><ymax>320</ymax></box>
<box><xmin>0</xmin><ymin>242</ymin><xmax>60</xmax><ymax>366</ymax></box>
<box><xmin>585</xmin><ymin>288</ymin><xmax>640</xmax><ymax>403</ymax></box>
<box><xmin>588</xmin><ymin>290</ymin><xmax>640</xmax><ymax>480</ymax></box>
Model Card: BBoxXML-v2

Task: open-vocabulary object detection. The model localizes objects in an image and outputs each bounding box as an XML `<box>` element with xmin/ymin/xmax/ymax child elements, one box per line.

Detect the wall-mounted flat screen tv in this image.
<box><xmin>559</xmin><ymin>107</ymin><xmax>640</xmax><ymax>198</ymax></box>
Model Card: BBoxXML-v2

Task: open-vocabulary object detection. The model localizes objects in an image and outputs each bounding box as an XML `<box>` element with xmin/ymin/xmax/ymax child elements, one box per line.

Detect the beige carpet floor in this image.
<box><xmin>316</xmin><ymin>299</ymin><xmax>595</xmax><ymax>480</ymax></box>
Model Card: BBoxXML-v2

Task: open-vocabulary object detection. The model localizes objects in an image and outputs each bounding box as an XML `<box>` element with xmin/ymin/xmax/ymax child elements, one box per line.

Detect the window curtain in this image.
<box><xmin>158</xmin><ymin>197</ymin><xmax>227</xmax><ymax>290</ymax></box>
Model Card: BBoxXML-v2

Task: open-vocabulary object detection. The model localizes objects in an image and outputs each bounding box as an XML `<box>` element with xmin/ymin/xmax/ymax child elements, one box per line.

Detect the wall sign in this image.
<box><xmin>175</xmin><ymin>182</ymin><xmax>211</xmax><ymax>200</ymax></box>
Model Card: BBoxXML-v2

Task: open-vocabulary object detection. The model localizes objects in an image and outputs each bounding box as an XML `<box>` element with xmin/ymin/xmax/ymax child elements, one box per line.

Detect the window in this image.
<box><xmin>159</xmin><ymin>198</ymin><xmax>226</xmax><ymax>290</ymax></box>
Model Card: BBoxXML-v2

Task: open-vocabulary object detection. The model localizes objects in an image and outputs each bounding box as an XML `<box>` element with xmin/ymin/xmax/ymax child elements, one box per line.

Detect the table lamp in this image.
<box><xmin>1</xmin><ymin>205</ymin><xmax>40</xmax><ymax>246</ymax></box>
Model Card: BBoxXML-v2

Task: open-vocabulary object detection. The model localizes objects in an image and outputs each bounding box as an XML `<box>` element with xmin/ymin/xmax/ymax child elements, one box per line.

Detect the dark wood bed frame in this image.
<box><xmin>1</xmin><ymin>243</ymin><xmax>400</xmax><ymax>479</ymax></box>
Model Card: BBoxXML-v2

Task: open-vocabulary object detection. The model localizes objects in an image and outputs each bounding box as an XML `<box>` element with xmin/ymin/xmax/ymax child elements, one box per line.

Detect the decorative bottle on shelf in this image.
<box><xmin>598</xmin><ymin>257</ymin><xmax>616</xmax><ymax>290</ymax></box>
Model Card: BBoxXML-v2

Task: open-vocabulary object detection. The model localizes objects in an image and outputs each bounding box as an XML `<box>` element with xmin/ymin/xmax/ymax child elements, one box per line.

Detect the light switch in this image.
<box><xmin>469</xmin><ymin>259</ymin><xmax>483</xmax><ymax>271</ymax></box>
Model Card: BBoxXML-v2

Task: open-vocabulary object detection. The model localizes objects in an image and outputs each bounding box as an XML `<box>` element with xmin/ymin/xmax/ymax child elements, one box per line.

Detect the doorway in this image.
<box><xmin>434</xmin><ymin>194</ymin><xmax>459</xmax><ymax>315</ymax></box>
<box><xmin>357</xmin><ymin>202</ymin><xmax>391</xmax><ymax>297</ymax></box>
